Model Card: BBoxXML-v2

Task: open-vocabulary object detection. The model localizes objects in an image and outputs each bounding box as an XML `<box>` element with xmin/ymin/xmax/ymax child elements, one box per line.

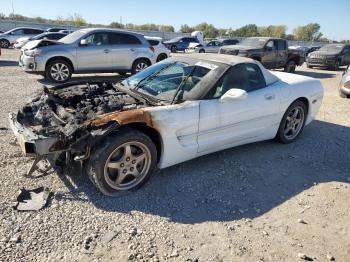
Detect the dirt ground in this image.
<box><xmin>0</xmin><ymin>48</ymin><xmax>349</xmax><ymax>262</ymax></box>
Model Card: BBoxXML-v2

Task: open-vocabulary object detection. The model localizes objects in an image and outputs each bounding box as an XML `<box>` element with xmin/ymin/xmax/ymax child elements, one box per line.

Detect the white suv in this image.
<box><xmin>0</xmin><ymin>27</ymin><xmax>44</xmax><ymax>48</ymax></box>
<box><xmin>145</xmin><ymin>36</ymin><xmax>170</xmax><ymax>62</ymax></box>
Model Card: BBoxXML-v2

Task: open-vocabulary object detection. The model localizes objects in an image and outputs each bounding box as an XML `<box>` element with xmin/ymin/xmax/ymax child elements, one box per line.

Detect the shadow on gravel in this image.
<box><xmin>295</xmin><ymin>71</ymin><xmax>337</xmax><ymax>79</ymax></box>
<box><xmin>0</xmin><ymin>60</ymin><xmax>18</xmax><ymax>67</ymax></box>
<box><xmin>37</xmin><ymin>74</ymin><xmax>127</xmax><ymax>86</ymax></box>
<box><xmin>60</xmin><ymin>120</ymin><xmax>350</xmax><ymax>224</ymax></box>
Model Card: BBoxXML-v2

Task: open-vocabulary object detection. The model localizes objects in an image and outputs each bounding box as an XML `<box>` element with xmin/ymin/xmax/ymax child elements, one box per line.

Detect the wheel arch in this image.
<box><xmin>45</xmin><ymin>56</ymin><xmax>74</xmax><ymax>72</ymax></box>
<box><xmin>134</xmin><ymin>57</ymin><xmax>152</xmax><ymax>66</ymax></box>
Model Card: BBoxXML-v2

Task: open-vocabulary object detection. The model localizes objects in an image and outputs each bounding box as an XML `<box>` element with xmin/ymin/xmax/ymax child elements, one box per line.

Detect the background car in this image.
<box><xmin>164</xmin><ymin>36</ymin><xmax>200</xmax><ymax>53</ymax></box>
<box><xmin>307</xmin><ymin>44</ymin><xmax>350</xmax><ymax>70</ymax></box>
<box><xmin>145</xmin><ymin>36</ymin><xmax>170</xmax><ymax>62</ymax></box>
<box><xmin>186</xmin><ymin>38</ymin><xmax>239</xmax><ymax>53</ymax></box>
<box><xmin>0</xmin><ymin>30</ymin><xmax>4</xmax><ymax>34</ymax></box>
<box><xmin>59</xmin><ymin>30</ymin><xmax>75</xmax><ymax>34</ymax></box>
<box><xmin>0</xmin><ymin>27</ymin><xmax>45</xmax><ymax>48</ymax></box>
<box><xmin>19</xmin><ymin>28</ymin><xmax>156</xmax><ymax>83</ymax></box>
<box><xmin>339</xmin><ymin>66</ymin><xmax>350</xmax><ymax>98</ymax></box>
<box><xmin>14</xmin><ymin>32</ymin><xmax>67</xmax><ymax>49</ymax></box>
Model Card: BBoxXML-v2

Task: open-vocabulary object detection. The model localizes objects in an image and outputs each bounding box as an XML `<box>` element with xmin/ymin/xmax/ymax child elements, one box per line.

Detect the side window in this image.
<box><xmin>343</xmin><ymin>46</ymin><xmax>350</xmax><ymax>54</ymax></box>
<box><xmin>211</xmin><ymin>63</ymin><xmax>266</xmax><ymax>98</ymax></box>
<box><xmin>147</xmin><ymin>39</ymin><xmax>159</xmax><ymax>46</ymax></box>
<box><xmin>109</xmin><ymin>33</ymin><xmax>141</xmax><ymax>45</ymax></box>
<box><xmin>207</xmin><ymin>41</ymin><xmax>214</xmax><ymax>46</ymax></box>
<box><xmin>277</xmin><ymin>40</ymin><xmax>286</xmax><ymax>50</ymax></box>
<box><xmin>24</xmin><ymin>29</ymin><xmax>43</xmax><ymax>34</ymax></box>
<box><xmin>12</xmin><ymin>29</ymin><xmax>24</xmax><ymax>35</ymax></box>
<box><xmin>266</xmin><ymin>40</ymin><xmax>277</xmax><ymax>51</ymax></box>
<box><xmin>84</xmin><ymin>33</ymin><xmax>109</xmax><ymax>46</ymax></box>
<box><xmin>49</xmin><ymin>34</ymin><xmax>63</xmax><ymax>40</ymax></box>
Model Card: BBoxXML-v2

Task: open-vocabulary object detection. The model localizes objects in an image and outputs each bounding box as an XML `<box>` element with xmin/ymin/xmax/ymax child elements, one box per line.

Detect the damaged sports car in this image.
<box><xmin>10</xmin><ymin>54</ymin><xmax>323</xmax><ymax>195</ymax></box>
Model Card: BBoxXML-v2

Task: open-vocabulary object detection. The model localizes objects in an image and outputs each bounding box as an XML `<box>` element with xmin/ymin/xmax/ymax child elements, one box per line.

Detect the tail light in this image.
<box><xmin>163</xmin><ymin>42</ymin><xmax>168</xmax><ymax>48</ymax></box>
<box><xmin>149</xmin><ymin>46</ymin><xmax>155</xmax><ymax>53</ymax></box>
<box><xmin>344</xmin><ymin>81</ymin><xmax>350</xmax><ymax>90</ymax></box>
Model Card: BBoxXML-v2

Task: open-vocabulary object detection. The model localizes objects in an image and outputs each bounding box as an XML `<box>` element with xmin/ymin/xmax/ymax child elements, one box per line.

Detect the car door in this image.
<box><xmin>262</xmin><ymin>40</ymin><xmax>278</xmax><ymax>68</ymax></box>
<box><xmin>197</xmin><ymin>63</ymin><xmax>279</xmax><ymax>153</ymax></box>
<box><xmin>276</xmin><ymin>40</ymin><xmax>288</xmax><ymax>67</ymax></box>
<box><xmin>8</xmin><ymin>28</ymin><xmax>24</xmax><ymax>43</ymax></box>
<box><xmin>76</xmin><ymin>32</ymin><xmax>113</xmax><ymax>71</ymax></box>
<box><xmin>341</xmin><ymin>45</ymin><xmax>350</xmax><ymax>65</ymax></box>
<box><xmin>108</xmin><ymin>32</ymin><xmax>141</xmax><ymax>70</ymax></box>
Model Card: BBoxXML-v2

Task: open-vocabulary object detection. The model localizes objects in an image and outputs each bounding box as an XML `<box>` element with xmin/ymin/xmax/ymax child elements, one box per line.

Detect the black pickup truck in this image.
<box><xmin>219</xmin><ymin>37</ymin><xmax>305</xmax><ymax>73</ymax></box>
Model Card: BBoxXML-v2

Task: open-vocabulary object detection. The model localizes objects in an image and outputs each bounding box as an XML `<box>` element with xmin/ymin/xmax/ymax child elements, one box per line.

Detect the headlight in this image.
<box><xmin>24</xmin><ymin>49</ymin><xmax>42</xmax><ymax>57</ymax></box>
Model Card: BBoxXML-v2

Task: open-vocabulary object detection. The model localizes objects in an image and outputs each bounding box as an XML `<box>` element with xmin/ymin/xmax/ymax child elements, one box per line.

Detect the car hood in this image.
<box><xmin>220</xmin><ymin>45</ymin><xmax>261</xmax><ymax>52</ymax></box>
<box><xmin>309</xmin><ymin>50</ymin><xmax>340</xmax><ymax>56</ymax></box>
<box><xmin>16</xmin><ymin>37</ymin><xmax>30</xmax><ymax>43</ymax></box>
<box><xmin>22</xmin><ymin>39</ymin><xmax>63</xmax><ymax>50</ymax></box>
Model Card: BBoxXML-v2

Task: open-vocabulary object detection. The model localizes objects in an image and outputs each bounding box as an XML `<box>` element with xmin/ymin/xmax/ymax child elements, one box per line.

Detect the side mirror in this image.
<box><xmin>80</xmin><ymin>39</ymin><xmax>87</xmax><ymax>46</ymax></box>
<box><xmin>220</xmin><ymin>88</ymin><xmax>248</xmax><ymax>103</ymax></box>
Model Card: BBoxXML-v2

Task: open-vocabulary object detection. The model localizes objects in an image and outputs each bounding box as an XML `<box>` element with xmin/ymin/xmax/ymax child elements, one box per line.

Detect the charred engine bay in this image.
<box><xmin>18</xmin><ymin>82</ymin><xmax>147</xmax><ymax>138</ymax></box>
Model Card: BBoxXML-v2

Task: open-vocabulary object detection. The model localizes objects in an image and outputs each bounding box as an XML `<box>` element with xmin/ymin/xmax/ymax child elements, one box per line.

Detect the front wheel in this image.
<box><xmin>131</xmin><ymin>59</ymin><xmax>150</xmax><ymax>74</ymax></box>
<box><xmin>86</xmin><ymin>128</ymin><xmax>157</xmax><ymax>196</ymax></box>
<box><xmin>0</xmin><ymin>39</ymin><xmax>10</xmax><ymax>48</ymax></box>
<box><xmin>284</xmin><ymin>60</ymin><xmax>296</xmax><ymax>73</ymax></box>
<box><xmin>199</xmin><ymin>49</ymin><xmax>205</xmax><ymax>53</ymax></box>
<box><xmin>276</xmin><ymin>101</ymin><xmax>307</xmax><ymax>144</ymax></box>
<box><xmin>45</xmin><ymin>59</ymin><xmax>72</xmax><ymax>83</ymax></box>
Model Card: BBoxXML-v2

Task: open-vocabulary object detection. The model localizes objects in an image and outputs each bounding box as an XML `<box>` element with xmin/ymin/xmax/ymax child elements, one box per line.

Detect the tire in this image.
<box><xmin>276</xmin><ymin>100</ymin><xmax>307</xmax><ymax>144</ymax></box>
<box><xmin>86</xmin><ymin>128</ymin><xmax>157</xmax><ymax>196</ymax></box>
<box><xmin>131</xmin><ymin>59</ymin><xmax>150</xmax><ymax>74</ymax></box>
<box><xmin>307</xmin><ymin>63</ymin><xmax>313</xmax><ymax>69</ymax></box>
<box><xmin>0</xmin><ymin>39</ymin><xmax>10</xmax><ymax>48</ymax></box>
<box><xmin>156</xmin><ymin>53</ymin><xmax>168</xmax><ymax>62</ymax></box>
<box><xmin>45</xmin><ymin>59</ymin><xmax>72</xmax><ymax>83</ymax></box>
<box><xmin>333</xmin><ymin>60</ymin><xmax>340</xmax><ymax>71</ymax></box>
<box><xmin>284</xmin><ymin>60</ymin><xmax>296</xmax><ymax>73</ymax></box>
<box><xmin>171</xmin><ymin>46</ymin><xmax>177</xmax><ymax>53</ymax></box>
<box><xmin>199</xmin><ymin>49</ymin><xmax>205</xmax><ymax>53</ymax></box>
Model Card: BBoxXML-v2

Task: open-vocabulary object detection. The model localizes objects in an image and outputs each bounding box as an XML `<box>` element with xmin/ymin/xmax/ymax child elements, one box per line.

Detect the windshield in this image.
<box><xmin>240</xmin><ymin>38</ymin><xmax>267</xmax><ymax>47</ymax></box>
<box><xmin>319</xmin><ymin>44</ymin><xmax>344</xmax><ymax>52</ymax></box>
<box><xmin>32</xmin><ymin>33</ymin><xmax>49</xmax><ymax>40</ymax></box>
<box><xmin>58</xmin><ymin>30</ymin><xmax>87</xmax><ymax>44</ymax></box>
<box><xmin>126</xmin><ymin>62</ymin><xmax>211</xmax><ymax>101</ymax></box>
<box><xmin>168</xmin><ymin>37</ymin><xmax>182</xmax><ymax>42</ymax></box>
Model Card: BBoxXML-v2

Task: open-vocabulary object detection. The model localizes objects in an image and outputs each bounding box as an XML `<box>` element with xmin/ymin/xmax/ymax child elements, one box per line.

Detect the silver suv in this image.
<box><xmin>0</xmin><ymin>27</ymin><xmax>45</xmax><ymax>48</ymax></box>
<box><xmin>19</xmin><ymin>28</ymin><xmax>156</xmax><ymax>83</ymax></box>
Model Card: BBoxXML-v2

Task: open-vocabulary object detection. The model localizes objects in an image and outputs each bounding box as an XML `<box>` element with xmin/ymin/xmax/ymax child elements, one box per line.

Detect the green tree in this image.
<box><xmin>194</xmin><ymin>23</ymin><xmax>219</xmax><ymax>39</ymax></box>
<box><xmin>159</xmin><ymin>25</ymin><xmax>175</xmax><ymax>32</ymax></box>
<box><xmin>72</xmin><ymin>13</ymin><xmax>87</xmax><ymax>26</ymax></box>
<box><xmin>110</xmin><ymin>22</ymin><xmax>124</xmax><ymax>28</ymax></box>
<box><xmin>180</xmin><ymin>24</ymin><xmax>194</xmax><ymax>33</ymax></box>
<box><xmin>232</xmin><ymin>24</ymin><xmax>259</xmax><ymax>37</ymax></box>
<box><xmin>258</xmin><ymin>25</ymin><xmax>287</xmax><ymax>38</ymax></box>
<box><xmin>293</xmin><ymin>23</ymin><xmax>322</xmax><ymax>41</ymax></box>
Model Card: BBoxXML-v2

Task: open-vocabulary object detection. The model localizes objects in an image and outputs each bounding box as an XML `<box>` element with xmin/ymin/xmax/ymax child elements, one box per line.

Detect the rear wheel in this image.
<box><xmin>86</xmin><ymin>128</ymin><xmax>157</xmax><ymax>196</ymax></box>
<box><xmin>131</xmin><ymin>59</ymin><xmax>150</xmax><ymax>74</ymax></box>
<box><xmin>156</xmin><ymin>53</ymin><xmax>168</xmax><ymax>62</ymax></box>
<box><xmin>284</xmin><ymin>60</ymin><xmax>296</xmax><ymax>73</ymax></box>
<box><xmin>199</xmin><ymin>49</ymin><xmax>205</xmax><ymax>53</ymax></box>
<box><xmin>276</xmin><ymin>101</ymin><xmax>307</xmax><ymax>144</ymax></box>
<box><xmin>307</xmin><ymin>63</ymin><xmax>313</xmax><ymax>69</ymax></box>
<box><xmin>0</xmin><ymin>39</ymin><xmax>10</xmax><ymax>48</ymax></box>
<box><xmin>45</xmin><ymin>59</ymin><xmax>72</xmax><ymax>83</ymax></box>
<box><xmin>171</xmin><ymin>46</ymin><xmax>177</xmax><ymax>53</ymax></box>
<box><xmin>333</xmin><ymin>60</ymin><xmax>340</xmax><ymax>71</ymax></box>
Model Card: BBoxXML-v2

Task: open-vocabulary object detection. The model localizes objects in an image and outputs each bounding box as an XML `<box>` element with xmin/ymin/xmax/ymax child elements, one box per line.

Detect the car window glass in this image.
<box><xmin>147</xmin><ymin>39</ymin><xmax>159</xmax><ymax>46</ymax></box>
<box><xmin>207</xmin><ymin>42</ymin><xmax>214</xmax><ymax>46</ymax></box>
<box><xmin>212</xmin><ymin>63</ymin><xmax>266</xmax><ymax>98</ymax></box>
<box><xmin>12</xmin><ymin>29</ymin><xmax>24</xmax><ymax>35</ymax></box>
<box><xmin>266</xmin><ymin>40</ymin><xmax>277</xmax><ymax>50</ymax></box>
<box><xmin>277</xmin><ymin>40</ymin><xmax>286</xmax><ymax>50</ymax></box>
<box><xmin>134</xmin><ymin>62</ymin><xmax>210</xmax><ymax>101</ymax></box>
<box><xmin>118</xmin><ymin>34</ymin><xmax>142</xmax><ymax>45</ymax></box>
<box><xmin>84</xmin><ymin>33</ymin><xmax>109</xmax><ymax>46</ymax></box>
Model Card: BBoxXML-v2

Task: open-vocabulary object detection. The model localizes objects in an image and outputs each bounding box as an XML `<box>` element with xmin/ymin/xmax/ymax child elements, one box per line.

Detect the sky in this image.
<box><xmin>1</xmin><ymin>0</ymin><xmax>349</xmax><ymax>40</ymax></box>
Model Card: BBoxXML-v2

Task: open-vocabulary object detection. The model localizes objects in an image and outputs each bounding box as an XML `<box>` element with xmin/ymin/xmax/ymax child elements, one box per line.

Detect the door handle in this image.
<box><xmin>264</xmin><ymin>93</ymin><xmax>275</xmax><ymax>100</ymax></box>
<box><xmin>104</xmin><ymin>49</ymin><xmax>110</xmax><ymax>53</ymax></box>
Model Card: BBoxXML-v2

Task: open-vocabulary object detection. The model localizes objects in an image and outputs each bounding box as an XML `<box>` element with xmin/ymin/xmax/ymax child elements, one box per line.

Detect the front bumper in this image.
<box><xmin>9</xmin><ymin>112</ymin><xmax>59</xmax><ymax>156</ymax></box>
<box><xmin>18</xmin><ymin>52</ymin><xmax>45</xmax><ymax>72</ymax></box>
<box><xmin>185</xmin><ymin>48</ymin><xmax>197</xmax><ymax>53</ymax></box>
<box><xmin>306</xmin><ymin>57</ymin><xmax>337</xmax><ymax>67</ymax></box>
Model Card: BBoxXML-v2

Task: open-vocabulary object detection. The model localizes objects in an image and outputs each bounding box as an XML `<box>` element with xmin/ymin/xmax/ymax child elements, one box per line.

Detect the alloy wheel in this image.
<box><xmin>50</xmin><ymin>63</ymin><xmax>70</xmax><ymax>81</ymax></box>
<box><xmin>135</xmin><ymin>62</ymin><xmax>148</xmax><ymax>72</ymax></box>
<box><xmin>284</xmin><ymin>106</ymin><xmax>305</xmax><ymax>140</ymax></box>
<box><xmin>104</xmin><ymin>142</ymin><xmax>151</xmax><ymax>190</ymax></box>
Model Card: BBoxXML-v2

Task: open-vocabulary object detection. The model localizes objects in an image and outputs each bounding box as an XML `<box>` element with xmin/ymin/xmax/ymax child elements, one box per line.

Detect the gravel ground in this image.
<box><xmin>0</xmin><ymin>49</ymin><xmax>349</xmax><ymax>262</ymax></box>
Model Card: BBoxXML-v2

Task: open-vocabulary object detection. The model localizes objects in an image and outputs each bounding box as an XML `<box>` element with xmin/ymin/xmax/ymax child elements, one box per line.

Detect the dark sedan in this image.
<box><xmin>307</xmin><ymin>44</ymin><xmax>350</xmax><ymax>70</ymax></box>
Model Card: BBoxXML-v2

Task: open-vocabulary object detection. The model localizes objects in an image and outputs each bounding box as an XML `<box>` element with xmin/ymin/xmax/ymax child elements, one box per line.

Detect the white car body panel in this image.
<box><xmin>145</xmin><ymin>36</ymin><xmax>170</xmax><ymax>61</ymax></box>
<box><xmin>141</xmin><ymin>69</ymin><xmax>323</xmax><ymax>169</ymax></box>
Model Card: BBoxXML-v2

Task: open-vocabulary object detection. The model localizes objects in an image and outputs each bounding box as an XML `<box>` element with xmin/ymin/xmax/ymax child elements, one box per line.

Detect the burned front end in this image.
<box><xmin>9</xmin><ymin>81</ymin><xmax>149</xmax><ymax>175</ymax></box>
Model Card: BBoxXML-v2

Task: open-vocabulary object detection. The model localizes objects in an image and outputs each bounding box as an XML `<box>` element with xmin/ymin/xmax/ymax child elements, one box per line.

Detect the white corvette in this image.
<box><xmin>10</xmin><ymin>54</ymin><xmax>323</xmax><ymax>195</ymax></box>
